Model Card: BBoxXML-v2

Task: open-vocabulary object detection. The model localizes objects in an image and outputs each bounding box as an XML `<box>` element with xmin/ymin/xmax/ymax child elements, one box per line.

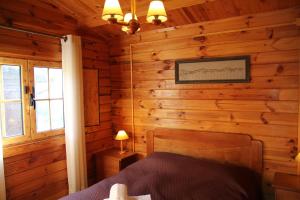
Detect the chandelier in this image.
<box><xmin>102</xmin><ymin>0</ymin><xmax>168</xmax><ymax>34</ymax></box>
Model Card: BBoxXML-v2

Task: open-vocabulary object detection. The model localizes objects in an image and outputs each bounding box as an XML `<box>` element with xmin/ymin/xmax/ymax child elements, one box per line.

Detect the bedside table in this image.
<box><xmin>273</xmin><ymin>172</ymin><xmax>300</xmax><ymax>200</ymax></box>
<box><xmin>95</xmin><ymin>148</ymin><xmax>138</xmax><ymax>181</ymax></box>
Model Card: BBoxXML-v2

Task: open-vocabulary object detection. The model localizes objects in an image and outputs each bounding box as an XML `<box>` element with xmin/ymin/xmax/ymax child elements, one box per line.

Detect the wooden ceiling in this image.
<box><xmin>0</xmin><ymin>0</ymin><xmax>299</xmax><ymax>40</ymax></box>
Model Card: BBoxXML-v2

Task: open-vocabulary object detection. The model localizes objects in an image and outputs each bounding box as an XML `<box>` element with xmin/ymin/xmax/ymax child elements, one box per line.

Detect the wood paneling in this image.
<box><xmin>0</xmin><ymin>28</ymin><xmax>61</xmax><ymax>61</ymax></box>
<box><xmin>0</xmin><ymin>29</ymin><xmax>112</xmax><ymax>199</ymax></box>
<box><xmin>1</xmin><ymin>0</ymin><xmax>299</xmax><ymax>40</ymax></box>
<box><xmin>110</xmin><ymin>7</ymin><xmax>300</xmax><ymax>199</ymax></box>
<box><xmin>82</xmin><ymin>0</ymin><xmax>216</xmax><ymax>27</ymax></box>
<box><xmin>97</xmin><ymin>0</ymin><xmax>300</xmax><ymax>36</ymax></box>
<box><xmin>0</xmin><ymin>0</ymin><xmax>78</xmax><ymax>35</ymax></box>
<box><xmin>81</xmin><ymin>37</ymin><xmax>114</xmax><ymax>186</ymax></box>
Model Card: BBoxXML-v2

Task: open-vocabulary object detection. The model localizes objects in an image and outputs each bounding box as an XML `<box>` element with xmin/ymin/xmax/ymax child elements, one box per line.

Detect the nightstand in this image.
<box><xmin>95</xmin><ymin>148</ymin><xmax>138</xmax><ymax>181</ymax></box>
<box><xmin>273</xmin><ymin>172</ymin><xmax>300</xmax><ymax>200</ymax></box>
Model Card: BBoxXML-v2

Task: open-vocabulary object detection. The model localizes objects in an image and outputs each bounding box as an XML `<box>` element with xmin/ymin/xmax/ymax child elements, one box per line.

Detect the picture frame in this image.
<box><xmin>175</xmin><ymin>56</ymin><xmax>250</xmax><ymax>84</ymax></box>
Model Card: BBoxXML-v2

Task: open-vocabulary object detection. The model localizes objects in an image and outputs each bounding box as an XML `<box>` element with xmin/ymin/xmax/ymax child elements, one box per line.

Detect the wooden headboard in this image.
<box><xmin>147</xmin><ymin>128</ymin><xmax>263</xmax><ymax>173</ymax></box>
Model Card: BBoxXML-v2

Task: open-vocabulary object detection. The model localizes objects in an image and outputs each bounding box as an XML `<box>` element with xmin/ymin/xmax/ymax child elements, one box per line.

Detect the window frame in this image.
<box><xmin>0</xmin><ymin>57</ymin><xmax>31</xmax><ymax>145</ymax></box>
<box><xmin>28</xmin><ymin>60</ymin><xmax>64</xmax><ymax>140</ymax></box>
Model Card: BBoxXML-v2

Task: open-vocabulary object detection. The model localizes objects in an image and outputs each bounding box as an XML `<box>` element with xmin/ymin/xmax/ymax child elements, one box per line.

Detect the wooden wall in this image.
<box><xmin>110</xmin><ymin>7</ymin><xmax>300</xmax><ymax>198</ymax></box>
<box><xmin>82</xmin><ymin>37</ymin><xmax>114</xmax><ymax>185</ymax></box>
<box><xmin>0</xmin><ymin>29</ymin><xmax>113</xmax><ymax>199</ymax></box>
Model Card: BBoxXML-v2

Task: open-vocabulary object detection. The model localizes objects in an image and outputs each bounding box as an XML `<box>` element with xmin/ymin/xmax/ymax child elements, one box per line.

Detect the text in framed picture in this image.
<box><xmin>175</xmin><ymin>56</ymin><xmax>250</xmax><ymax>84</ymax></box>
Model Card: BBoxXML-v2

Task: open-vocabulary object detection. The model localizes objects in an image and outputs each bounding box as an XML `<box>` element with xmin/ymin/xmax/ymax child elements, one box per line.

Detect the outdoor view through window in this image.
<box><xmin>0</xmin><ymin>65</ymin><xmax>23</xmax><ymax>138</ymax></box>
<box><xmin>34</xmin><ymin>67</ymin><xmax>64</xmax><ymax>133</ymax></box>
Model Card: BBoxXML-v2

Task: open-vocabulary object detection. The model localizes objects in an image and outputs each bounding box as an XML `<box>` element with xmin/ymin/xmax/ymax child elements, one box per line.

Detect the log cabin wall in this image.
<box><xmin>110</xmin><ymin>7</ymin><xmax>300</xmax><ymax>198</ymax></box>
<box><xmin>0</xmin><ymin>28</ymin><xmax>113</xmax><ymax>199</ymax></box>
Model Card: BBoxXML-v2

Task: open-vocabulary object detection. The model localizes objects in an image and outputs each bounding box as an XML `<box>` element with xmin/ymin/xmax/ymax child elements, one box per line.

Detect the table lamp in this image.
<box><xmin>115</xmin><ymin>130</ymin><xmax>129</xmax><ymax>154</ymax></box>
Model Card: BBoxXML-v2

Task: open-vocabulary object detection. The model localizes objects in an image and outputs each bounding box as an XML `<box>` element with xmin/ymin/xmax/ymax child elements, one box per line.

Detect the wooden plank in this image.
<box><xmin>114</xmin><ymin>107</ymin><xmax>298</xmax><ymax>126</ymax></box>
<box><xmin>112</xmin><ymin>76</ymin><xmax>299</xmax><ymax>89</ymax></box>
<box><xmin>296</xmin><ymin>18</ymin><xmax>300</xmax><ymax>26</ymax></box>
<box><xmin>3</xmin><ymin>135</ymin><xmax>65</xmax><ymax>158</ymax></box>
<box><xmin>4</xmin><ymin>144</ymin><xmax>65</xmax><ymax>165</ymax></box>
<box><xmin>4</xmin><ymin>149</ymin><xmax>66</xmax><ymax>176</ymax></box>
<box><xmin>113</xmin><ymin>88</ymin><xmax>298</xmax><ymax>101</ymax></box>
<box><xmin>113</xmin><ymin>99</ymin><xmax>298</xmax><ymax>113</ymax></box>
<box><xmin>100</xmin><ymin>103</ymin><xmax>112</xmax><ymax>113</ymax></box>
<box><xmin>99</xmin><ymin>96</ymin><xmax>111</xmax><ymax>105</ymax></box>
<box><xmin>86</xmin><ymin>137</ymin><xmax>114</xmax><ymax>154</ymax></box>
<box><xmin>5</xmin><ymin>160</ymin><xmax>66</xmax><ymax>189</ymax></box>
<box><xmin>0</xmin><ymin>29</ymin><xmax>60</xmax><ymax>45</ymax></box>
<box><xmin>113</xmin><ymin>116</ymin><xmax>298</xmax><ymax>138</ymax></box>
<box><xmin>117</xmin><ymin>7</ymin><xmax>300</xmax><ymax>45</ymax></box>
<box><xmin>115</xmin><ymin>41</ymin><xmax>300</xmax><ymax>62</ymax></box>
<box><xmin>85</xmin><ymin>129</ymin><xmax>112</xmax><ymax>143</ymax></box>
<box><xmin>298</xmin><ymin>48</ymin><xmax>300</xmax><ymax>174</ymax></box>
<box><xmin>111</xmin><ymin>62</ymin><xmax>299</xmax><ymax>78</ymax></box>
<box><xmin>85</xmin><ymin>121</ymin><xmax>112</xmax><ymax>133</ymax></box>
<box><xmin>0</xmin><ymin>29</ymin><xmax>61</xmax><ymax>62</ymax></box>
<box><xmin>6</xmin><ymin>169</ymin><xmax>67</xmax><ymax>199</ymax></box>
<box><xmin>11</xmin><ymin>179</ymin><xmax>68</xmax><ymax>200</ymax></box>
<box><xmin>111</xmin><ymin>30</ymin><xmax>300</xmax><ymax>56</ymax></box>
<box><xmin>117</xmin><ymin>124</ymin><xmax>297</xmax><ymax>151</ymax></box>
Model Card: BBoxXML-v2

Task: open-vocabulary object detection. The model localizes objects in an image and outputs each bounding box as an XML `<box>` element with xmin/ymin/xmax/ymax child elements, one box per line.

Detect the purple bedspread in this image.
<box><xmin>60</xmin><ymin>152</ymin><xmax>261</xmax><ymax>200</ymax></box>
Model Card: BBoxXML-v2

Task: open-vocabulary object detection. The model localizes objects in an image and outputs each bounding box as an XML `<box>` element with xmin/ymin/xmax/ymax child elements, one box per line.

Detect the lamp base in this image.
<box><xmin>119</xmin><ymin>140</ymin><xmax>127</xmax><ymax>154</ymax></box>
<box><xmin>119</xmin><ymin>150</ymin><xmax>127</xmax><ymax>154</ymax></box>
<box><xmin>108</xmin><ymin>18</ymin><xmax>117</xmax><ymax>24</ymax></box>
<box><xmin>152</xmin><ymin>19</ymin><xmax>162</xmax><ymax>25</ymax></box>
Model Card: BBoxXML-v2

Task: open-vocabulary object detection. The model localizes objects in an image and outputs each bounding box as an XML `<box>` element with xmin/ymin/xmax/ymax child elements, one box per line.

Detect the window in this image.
<box><xmin>0</xmin><ymin>58</ymin><xmax>30</xmax><ymax>145</ymax></box>
<box><xmin>29</xmin><ymin>61</ymin><xmax>64</xmax><ymax>139</ymax></box>
<box><xmin>0</xmin><ymin>58</ymin><xmax>64</xmax><ymax>145</ymax></box>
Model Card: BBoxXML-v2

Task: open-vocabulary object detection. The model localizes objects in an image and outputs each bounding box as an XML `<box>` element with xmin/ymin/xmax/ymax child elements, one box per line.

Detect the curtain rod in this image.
<box><xmin>0</xmin><ymin>24</ymin><xmax>67</xmax><ymax>41</ymax></box>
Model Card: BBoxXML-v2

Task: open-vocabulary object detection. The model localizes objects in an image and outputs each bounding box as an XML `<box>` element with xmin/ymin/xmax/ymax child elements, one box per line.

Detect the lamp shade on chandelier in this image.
<box><xmin>101</xmin><ymin>0</ymin><xmax>168</xmax><ymax>34</ymax></box>
<box><xmin>102</xmin><ymin>0</ymin><xmax>124</xmax><ymax>23</ymax></box>
<box><xmin>147</xmin><ymin>0</ymin><xmax>168</xmax><ymax>24</ymax></box>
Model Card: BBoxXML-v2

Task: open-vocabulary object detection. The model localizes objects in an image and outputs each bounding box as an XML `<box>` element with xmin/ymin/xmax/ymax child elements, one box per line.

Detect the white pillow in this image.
<box><xmin>104</xmin><ymin>184</ymin><xmax>151</xmax><ymax>200</ymax></box>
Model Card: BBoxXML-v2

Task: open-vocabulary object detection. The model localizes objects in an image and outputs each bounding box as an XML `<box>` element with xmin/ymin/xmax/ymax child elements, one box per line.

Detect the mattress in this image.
<box><xmin>60</xmin><ymin>152</ymin><xmax>261</xmax><ymax>200</ymax></box>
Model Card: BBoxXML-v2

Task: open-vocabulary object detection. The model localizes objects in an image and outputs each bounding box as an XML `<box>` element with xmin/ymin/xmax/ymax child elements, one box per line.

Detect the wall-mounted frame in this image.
<box><xmin>83</xmin><ymin>68</ymin><xmax>100</xmax><ymax>126</ymax></box>
<box><xmin>175</xmin><ymin>56</ymin><xmax>250</xmax><ymax>84</ymax></box>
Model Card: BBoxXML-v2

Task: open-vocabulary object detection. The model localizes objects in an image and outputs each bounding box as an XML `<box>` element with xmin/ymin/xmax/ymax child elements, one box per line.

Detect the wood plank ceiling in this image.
<box><xmin>0</xmin><ymin>0</ymin><xmax>299</xmax><ymax>40</ymax></box>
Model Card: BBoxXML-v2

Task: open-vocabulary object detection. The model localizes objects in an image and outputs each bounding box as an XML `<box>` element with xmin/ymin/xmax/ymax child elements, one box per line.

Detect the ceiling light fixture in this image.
<box><xmin>121</xmin><ymin>12</ymin><xmax>140</xmax><ymax>34</ymax></box>
<box><xmin>102</xmin><ymin>0</ymin><xmax>167</xmax><ymax>34</ymax></box>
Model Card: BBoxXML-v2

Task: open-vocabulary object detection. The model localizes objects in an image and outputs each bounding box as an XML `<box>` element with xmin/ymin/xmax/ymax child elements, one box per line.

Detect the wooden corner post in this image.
<box><xmin>297</xmin><ymin>17</ymin><xmax>300</xmax><ymax>175</ymax></box>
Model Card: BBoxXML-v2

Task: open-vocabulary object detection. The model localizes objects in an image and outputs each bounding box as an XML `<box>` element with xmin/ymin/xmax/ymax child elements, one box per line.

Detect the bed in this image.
<box><xmin>60</xmin><ymin>128</ymin><xmax>263</xmax><ymax>200</ymax></box>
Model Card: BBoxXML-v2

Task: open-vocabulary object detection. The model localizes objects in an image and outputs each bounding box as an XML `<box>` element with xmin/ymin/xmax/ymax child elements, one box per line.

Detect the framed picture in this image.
<box><xmin>175</xmin><ymin>56</ymin><xmax>250</xmax><ymax>84</ymax></box>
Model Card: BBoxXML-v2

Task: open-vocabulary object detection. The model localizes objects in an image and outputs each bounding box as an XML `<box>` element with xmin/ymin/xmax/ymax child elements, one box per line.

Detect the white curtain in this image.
<box><xmin>0</xmin><ymin>137</ymin><xmax>6</xmax><ymax>200</ymax></box>
<box><xmin>61</xmin><ymin>35</ymin><xmax>88</xmax><ymax>193</ymax></box>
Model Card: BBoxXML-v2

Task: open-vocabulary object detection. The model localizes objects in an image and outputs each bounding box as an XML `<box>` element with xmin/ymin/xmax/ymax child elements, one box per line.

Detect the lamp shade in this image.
<box><xmin>102</xmin><ymin>0</ymin><xmax>124</xmax><ymax>22</ymax></box>
<box><xmin>115</xmin><ymin>130</ymin><xmax>129</xmax><ymax>141</ymax></box>
<box><xmin>146</xmin><ymin>0</ymin><xmax>167</xmax><ymax>23</ymax></box>
<box><xmin>122</xmin><ymin>12</ymin><xmax>140</xmax><ymax>33</ymax></box>
<box><xmin>296</xmin><ymin>152</ymin><xmax>300</xmax><ymax>161</ymax></box>
<box><xmin>123</xmin><ymin>12</ymin><xmax>138</xmax><ymax>23</ymax></box>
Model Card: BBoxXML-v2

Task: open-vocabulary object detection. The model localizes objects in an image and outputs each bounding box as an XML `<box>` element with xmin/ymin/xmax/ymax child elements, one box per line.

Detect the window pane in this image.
<box><xmin>50</xmin><ymin>100</ymin><xmax>64</xmax><ymax>130</ymax></box>
<box><xmin>2</xmin><ymin>65</ymin><xmax>21</xmax><ymax>100</ymax></box>
<box><xmin>34</xmin><ymin>67</ymin><xmax>48</xmax><ymax>99</ymax></box>
<box><xmin>49</xmin><ymin>69</ymin><xmax>63</xmax><ymax>98</ymax></box>
<box><xmin>36</xmin><ymin>100</ymin><xmax>50</xmax><ymax>132</ymax></box>
<box><xmin>3</xmin><ymin>102</ymin><xmax>23</xmax><ymax>137</ymax></box>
